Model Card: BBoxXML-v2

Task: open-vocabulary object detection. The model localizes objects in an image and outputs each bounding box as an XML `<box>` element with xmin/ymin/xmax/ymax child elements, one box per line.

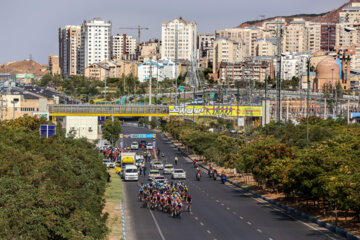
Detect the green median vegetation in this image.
<box><xmin>0</xmin><ymin>116</ymin><xmax>108</xmax><ymax>239</ymax></box>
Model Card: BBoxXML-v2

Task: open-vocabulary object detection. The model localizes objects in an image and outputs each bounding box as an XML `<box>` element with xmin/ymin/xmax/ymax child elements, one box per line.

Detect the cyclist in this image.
<box><xmin>193</xmin><ymin>158</ymin><xmax>198</xmax><ymax>167</ymax></box>
<box><xmin>186</xmin><ymin>194</ymin><xmax>192</xmax><ymax>212</ymax></box>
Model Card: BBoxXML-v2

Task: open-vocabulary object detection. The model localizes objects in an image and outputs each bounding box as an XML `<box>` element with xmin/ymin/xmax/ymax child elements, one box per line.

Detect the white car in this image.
<box><xmin>153</xmin><ymin>175</ymin><xmax>167</xmax><ymax>184</ymax></box>
<box><xmin>148</xmin><ymin>169</ymin><xmax>160</xmax><ymax>181</ymax></box>
<box><xmin>172</xmin><ymin>169</ymin><xmax>186</xmax><ymax>179</ymax></box>
<box><xmin>123</xmin><ymin>165</ymin><xmax>139</xmax><ymax>181</ymax></box>
<box><xmin>163</xmin><ymin>164</ymin><xmax>174</xmax><ymax>174</ymax></box>
<box><xmin>151</xmin><ymin>161</ymin><xmax>164</xmax><ymax>170</ymax></box>
<box><xmin>103</xmin><ymin>159</ymin><xmax>114</xmax><ymax>168</ymax></box>
<box><xmin>146</xmin><ymin>143</ymin><xmax>153</xmax><ymax>150</ymax></box>
<box><xmin>131</xmin><ymin>141</ymin><xmax>139</xmax><ymax>150</ymax></box>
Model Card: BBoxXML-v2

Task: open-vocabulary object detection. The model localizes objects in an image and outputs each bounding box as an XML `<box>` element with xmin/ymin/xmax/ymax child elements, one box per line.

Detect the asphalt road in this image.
<box><xmin>120</xmin><ymin>124</ymin><xmax>342</xmax><ymax>240</ymax></box>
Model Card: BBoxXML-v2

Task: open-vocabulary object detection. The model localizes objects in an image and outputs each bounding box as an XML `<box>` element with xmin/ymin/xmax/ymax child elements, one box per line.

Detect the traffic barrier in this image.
<box><xmin>335</xmin><ymin>227</ymin><xmax>347</xmax><ymax>237</ymax></box>
<box><xmin>346</xmin><ymin>233</ymin><xmax>360</xmax><ymax>240</ymax></box>
<box><xmin>317</xmin><ymin>220</ymin><xmax>326</xmax><ymax>228</ymax></box>
<box><xmin>326</xmin><ymin>223</ymin><xmax>336</xmax><ymax>233</ymax></box>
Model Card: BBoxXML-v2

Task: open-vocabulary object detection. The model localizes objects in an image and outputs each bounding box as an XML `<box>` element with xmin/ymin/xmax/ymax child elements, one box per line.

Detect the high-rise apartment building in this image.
<box><xmin>320</xmin><ymin>23</ymin><xmax>336</xmax><ymax>51</ymax></box>
<box><xmin>255</xmin><ymin>39</ymin><xmax>277</xmax><ymax>56</ymax></box>
<box><xmin>339</xmin><ymin>2</ymin><xmax>360</xmax><ymax>24</ymax></box>
<box><xmin>59</xmin><ymin>25</ymin><xmax>81</xmax><ymax>77</ymax></box>
<box><xmin>161</xmin><ymin>18</ymin><xmax>197</xmax><ymax>62</ymax></box>
<box><xmin>283</xmin><ymin>18</ymin><xmax>308</xmax><ymax>53</ymax></box>
<box><xmin>198</xmin><ymin>34</ymin><xmax>215</xmax><ymax>58</ymax></box>
<box><xmin>215</xmin><ymin>27</ymin><xmax>268</xmax><ymax>57</ymax></box>
<box><xmin>112</xmin><ymin>34</ymin><xmax>137</xmax><ymax>60</ymax></box>
<box><xmin>213</xmin><ymin>38</ymin><xmax>243</xmax><ymax>73</ymax></box>
<box><xmin>79</xmin><ymin>18</ymin><xmax>111</xmax><ymax>75</ymax></box>
<box><xmin>307</xmin><ymin>22</ymin><xmax>322</xmax><ymax>53</ymax></box>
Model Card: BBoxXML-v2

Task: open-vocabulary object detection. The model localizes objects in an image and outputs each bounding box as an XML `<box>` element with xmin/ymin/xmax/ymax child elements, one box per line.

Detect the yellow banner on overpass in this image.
<box><xmin>169</xmin><ymin>106</ymin><xmax>262</xmax><ymax>117</ymax></box>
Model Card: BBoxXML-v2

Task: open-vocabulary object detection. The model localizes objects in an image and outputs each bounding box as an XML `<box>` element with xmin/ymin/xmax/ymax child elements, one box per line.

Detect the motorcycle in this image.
<box><xmin>213</xmin><ymin>172</ymin><xmax>217</xmax><ymax>180</ymax></box>
<box><xmin>221</xmin><ymin>174</ymin><xmax>227</xmax><ymax>184</ymax></box>
<box><xmin>209</xmin><ymin>169</ymin><xmax>214</xmax><ymax>178</ymax></box>
<box><xmin>196</xmin><ymin>172</ymin><xmax>201</xmax><ymax>181</ymax></box>
<box><xmin>193</xmin><ymin>161</ymin><xmax>198</xmax><ymax>168</ymax></box>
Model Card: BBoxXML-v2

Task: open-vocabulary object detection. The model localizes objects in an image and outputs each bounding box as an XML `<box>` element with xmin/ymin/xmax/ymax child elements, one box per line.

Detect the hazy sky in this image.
<box><xmin>0</xmin><ymin>0</ymin><xmax>347</xmax><ymax>64</ymax></box>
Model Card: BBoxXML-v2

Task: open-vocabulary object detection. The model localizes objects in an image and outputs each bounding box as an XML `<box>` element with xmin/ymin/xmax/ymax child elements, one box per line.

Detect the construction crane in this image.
<box><xmin>118</xmin><ymin>25</ymin><xmax>149</xmax><ymax>42</ymax></box>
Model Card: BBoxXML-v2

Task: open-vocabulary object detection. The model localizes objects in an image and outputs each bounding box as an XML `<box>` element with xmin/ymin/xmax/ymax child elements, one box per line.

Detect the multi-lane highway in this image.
<box><xmin>120</xmin><ymin>124</ymin><xmax>342</xmax><ymax>240</ymax></box>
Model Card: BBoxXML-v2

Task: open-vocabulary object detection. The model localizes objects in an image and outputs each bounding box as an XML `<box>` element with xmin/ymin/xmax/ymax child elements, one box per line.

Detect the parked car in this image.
<box><xmin>131</xmin><ymin>141</ymin><xmax>139</xmax><ymax>150</ymax></box>
<box><xmin>172</xmin><ymin>169</ymin><xmax>186</xmax><ymax>179</ymax></box>
<box><xmin>163</xmin><ymin>164</ymin><xmax>174</xmax><ymax>174</ymax></box>
<box><xmin>103</xmin><ymin>159</ymin><xmax>114</xmax><ymax>168</ymax></box>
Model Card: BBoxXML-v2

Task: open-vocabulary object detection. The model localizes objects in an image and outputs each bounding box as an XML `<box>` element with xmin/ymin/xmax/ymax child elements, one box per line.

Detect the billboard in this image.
<box><xmin>16</xmin><ymin>74</ymin><xmax>34</xmax><ymax>79</ymax></box>
<box><xmin>169</xmin><ymin>106</ymin><xmax>262</xmax><ymax>117</ymax></box>
<box><xmin>32</xmin><ymin>112</ymin><xmax>49</xmax><ymax>121</ymax></box>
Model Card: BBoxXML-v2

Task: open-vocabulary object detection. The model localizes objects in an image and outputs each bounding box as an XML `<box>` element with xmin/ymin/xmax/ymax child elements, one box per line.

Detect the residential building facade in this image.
<box><xmin>84</xmin><ymin>60</ymin><xmax>121</xmax><ymax>81</ymax></box>
<box><xmin>213</xmin><ymin>38</ymin><xmax>243</xmax><ymax>73</ymax></box>
<box><xmin>137</xmin><ymin>59</ymin><xmax>179</xmax><ymax>83</ymax></box>
<box><xmin>79</xmin><ymin>18</ymin><xmax>111</xmax><ymax>75</ymax></box>
<box><xmin>59</xmin><ymin>25</ymin><xmax>81</xmax><ymax>77</ymax></box>
<box><xmin>112</xmin><ymin>34</ymin><xmax>137</xmax><ymax>60</ymax></box>
<box><xmin>161</xmin><ymin>18</ymin><xmax>197</xmax><ymax>61</ymax></box>
<box><xmin>48</xmin><ymin>54</ymin><xmax>61</xmax><ymax>75</ymax></box>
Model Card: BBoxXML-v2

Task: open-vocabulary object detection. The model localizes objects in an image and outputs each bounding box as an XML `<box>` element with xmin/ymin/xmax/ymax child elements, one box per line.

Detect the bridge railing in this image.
<box><xmin>49</xmin><ymin>104</ymin><xmax>169</xmax><ymax>115</ymax></box>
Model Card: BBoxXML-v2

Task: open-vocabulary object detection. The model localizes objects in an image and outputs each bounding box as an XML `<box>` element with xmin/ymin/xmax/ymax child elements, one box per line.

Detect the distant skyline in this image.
<box><xmin>0</xmin><ymin>0</ymin><xmax>347</xmax><ymax>64</ymax></box>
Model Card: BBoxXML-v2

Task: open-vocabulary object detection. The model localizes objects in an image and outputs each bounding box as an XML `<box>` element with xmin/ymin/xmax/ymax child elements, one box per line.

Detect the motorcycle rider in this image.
<box><xmin>174</xmin><ymin>156</ymin><xmax>178</xmax><ymax>166</ymax></box>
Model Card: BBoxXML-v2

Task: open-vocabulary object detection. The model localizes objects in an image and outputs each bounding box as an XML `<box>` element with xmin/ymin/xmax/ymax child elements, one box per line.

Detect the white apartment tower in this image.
<box><xmin>112</xmin><ymin>34</ymin><xmax>137</xmax><ymax>60</ymax></box>
<box><xmin>161</xmin><ymin>18</ymin><xmax>197</xmax><ymax>61</ymax></box>
<box><xmin>79</xmin><ymin>18</ymin><xmax>111</xmax><ymax>74</ymax></box>
<box><xmin>59</xmin><ymin>25</ymin><xmax>81</xmax><ymax>77</ymax></box>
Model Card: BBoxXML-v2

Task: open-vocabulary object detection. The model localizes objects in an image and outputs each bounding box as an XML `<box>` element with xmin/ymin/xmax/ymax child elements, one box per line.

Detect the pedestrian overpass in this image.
<box><xmin>49</xmin><ymin>104</ymin><xmax>169</xmax><ymax>117</ymax></box>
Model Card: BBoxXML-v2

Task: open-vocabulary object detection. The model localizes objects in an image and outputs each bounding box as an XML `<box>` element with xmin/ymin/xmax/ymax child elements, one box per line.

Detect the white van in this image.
<box><xmin>123</xmin><ymin>165</ymin><xmax>139</xmax><ymax>181</ymax></box>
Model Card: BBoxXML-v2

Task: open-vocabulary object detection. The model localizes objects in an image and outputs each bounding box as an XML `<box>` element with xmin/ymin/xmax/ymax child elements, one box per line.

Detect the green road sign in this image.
<box><xmin>179</xmin><ymin>86</ymin><xmax>184</xmax><ymax>92</ymax></box>
<box><xmin>210</xmin><ymin>93</ymin><xmax>215</xmax><ymax>99</ymax></box>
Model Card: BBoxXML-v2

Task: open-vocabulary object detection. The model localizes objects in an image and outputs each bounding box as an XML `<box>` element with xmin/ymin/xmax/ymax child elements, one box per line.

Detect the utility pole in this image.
<box><xmin>276</xmin><ymin>22</ymin><xmax>283</xmax><ymax>122</ymax></box>
<box><xmin>306</xmin><ymin>58</ymin><xmax>310</xmax><ymax>149</ymax></box>
<box><xmin>149</xmin><ymin>62</ymin><xmax>152</xmax><ymax>121</ymax></box>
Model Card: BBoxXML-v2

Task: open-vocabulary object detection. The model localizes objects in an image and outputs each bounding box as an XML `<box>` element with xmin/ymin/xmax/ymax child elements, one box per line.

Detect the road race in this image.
<box><xmin>99</xmin><ymin>123</ymin><xmax>343</xmax><ymax>240</ymax></box>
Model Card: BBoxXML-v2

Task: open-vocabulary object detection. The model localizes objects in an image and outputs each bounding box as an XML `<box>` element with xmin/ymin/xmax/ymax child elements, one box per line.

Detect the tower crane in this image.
<box><xmin>118</xmin><ymin>25</ymin><xmax>149</xmax><ymax>42</ymax></box>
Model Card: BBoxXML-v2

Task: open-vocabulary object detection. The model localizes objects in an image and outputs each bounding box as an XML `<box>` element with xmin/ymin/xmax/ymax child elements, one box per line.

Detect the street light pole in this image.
<box><xmin>306</xmin><ymin>57</ymin><xmax>310</xmax><ymax>149</ymax></box>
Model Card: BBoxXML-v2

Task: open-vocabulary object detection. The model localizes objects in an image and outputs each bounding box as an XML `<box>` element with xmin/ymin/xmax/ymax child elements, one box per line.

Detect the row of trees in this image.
<box><xmin>0</xmin><ymin>117</ymin><xmax>108</xmax><ymax>239</ymax></box>
<box><xmin>164</xmin><ymin>118</ymin><xmax>360</xmax><ymax>224</ymax></box>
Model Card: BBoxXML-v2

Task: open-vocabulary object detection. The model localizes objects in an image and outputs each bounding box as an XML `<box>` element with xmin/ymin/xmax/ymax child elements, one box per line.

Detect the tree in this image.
<box><xmin>102</xmin><ymin>119</ymin><xmax>122</xmax><ymax>145</ymax></box>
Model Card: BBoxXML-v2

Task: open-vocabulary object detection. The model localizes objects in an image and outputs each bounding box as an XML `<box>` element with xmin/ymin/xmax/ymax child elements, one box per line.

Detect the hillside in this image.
<box><xmin>238</xmin><ymin>0</ymin><xmax>358</xmax><ymax>28</ymax></box>
<box><xmin>0</xmin><ymin>60</ymin><xmax>49</xmax><ymax>76</ymax></box>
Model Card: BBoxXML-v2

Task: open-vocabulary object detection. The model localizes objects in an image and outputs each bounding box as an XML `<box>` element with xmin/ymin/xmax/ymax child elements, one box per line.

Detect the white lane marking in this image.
<box><xmin>216</xmin><ymin>200</ymin><xmax>219</xmax><ymax>202</ymax></box>
<box><xmin>239</xmin><ymin>216</ymin><xmax>244</xmax><ymax>219</ymax></box>
<box><xmin>200</xmin><ymin>222</ymin><xmax>204</xmax><ymax>226</ymax></box>
<box><xmin>195</xmin><ymin>217</ymin><xmax>198</xmax><ymax>220</ymax></box>
<box><xmin>211</xmin><ymin>197</ymin><xmax>214</xmax><ymax>199</ymax></box>
<box><xmin>257</xmin><ymin>229</ymin><xmax>262</xmax><ymax>233</ymax></box>
<box><xmin>247</xmin><ymin>221</ymin><xmax>252</xmax><ymax>225</ymax></box>
<box><xmin>207</xmin><ymin>230</ymin><xmax>211</xmax><ymax>234</ymax></box>
<box><xmin>221</xmin><ymin>203</ymin><xmax>224</xmax><ymax>206</ymax></box>
<box><xmin>190</xmin><ymin>212</ymin><xmax>193</xmax><ymax>215</ymax></box>
<box><xmin>149</xmin><ymin>210</ymin><xmax>166</xmax><ymax>240</ymax></box>
<box><xmin>269</xmin><ymin>238</ymin><xmax>273</xmax><ymax>240</ymax></box>
<box><xmin>226</xmin><ymin>207</ymin><xmax>230</xmax><ymax>210</ymax></box>
<box><xmin>233</xmin><ymin>211</ymin><xmax>237</xmax><ymax>215</ymax></box>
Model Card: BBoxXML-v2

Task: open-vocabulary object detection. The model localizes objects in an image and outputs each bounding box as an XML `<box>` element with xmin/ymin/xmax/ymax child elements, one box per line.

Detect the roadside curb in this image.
<box><xmin>120</xmin><ymin>200</ymin><xmax>126</xmax><ymax>240</ymax></box>
<box><xmin>165</xmin><ymin>134</ymin><xmax>358</xmax><ymax>240</ymax></box>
